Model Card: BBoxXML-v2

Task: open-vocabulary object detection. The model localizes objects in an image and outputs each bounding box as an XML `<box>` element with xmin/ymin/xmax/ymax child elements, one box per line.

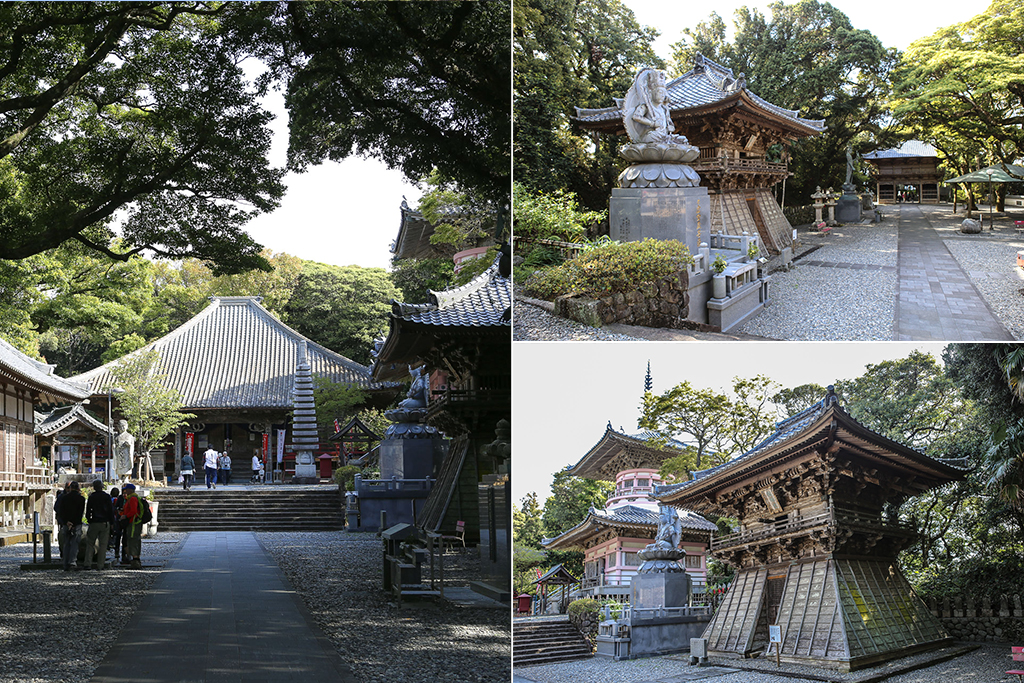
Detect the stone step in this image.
<box><xmin>152</xmin><ymin>488</ymin><xmax>345</xmax><ymax>532</ymax></box>
<box><xmin>512</xmin><ymin>620</ymin><xmax>592</xmax><ymax>666</ymax></box>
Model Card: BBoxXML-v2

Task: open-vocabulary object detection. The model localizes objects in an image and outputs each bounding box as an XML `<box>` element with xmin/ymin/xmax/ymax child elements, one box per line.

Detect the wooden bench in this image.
<box><xmin>1007</xmin><ymin>645</ymin><xmax>1024</xmax><ymax>682</ymax></box>
<box><xmin>1015</xmin><ymin>220</ymin><xmax>1024</xmax><ymax>235</ymax></box>
<box><xmin>441</xmin><ymin>520</ymin><xmax>465</xmax><ymax>552</ymax></box>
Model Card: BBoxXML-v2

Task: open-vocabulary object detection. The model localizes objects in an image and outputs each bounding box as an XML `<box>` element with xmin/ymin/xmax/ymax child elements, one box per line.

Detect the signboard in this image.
<box><xmin>262</xmin><ymin>432</ymin><xmax>270</xmax><ymax>474</ymax></box>
<box><xmin>276</xmin><ymin>428</ymin><xmax>286</xmax><ymax>471</ymax></box>
<box><xmin>185</xmin><ymin>432</ymin><xmax>194</xmax><ymax>457</ymax></box>
<box><xmin>769</xmin><ymin>625</ymin><xmax>781</xmax><ymax>643</ymax></box>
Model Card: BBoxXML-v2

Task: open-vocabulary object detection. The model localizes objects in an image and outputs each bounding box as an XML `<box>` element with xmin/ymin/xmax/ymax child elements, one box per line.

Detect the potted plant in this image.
<box><xmin>746</xmin><ymin>242</ymin><xmax>759</xmax><ymax>261</ymax></box>
<box><xmin>711</xmin><ymin>254</ymin><xmax>728</xmax><ymax>299</ymax></box>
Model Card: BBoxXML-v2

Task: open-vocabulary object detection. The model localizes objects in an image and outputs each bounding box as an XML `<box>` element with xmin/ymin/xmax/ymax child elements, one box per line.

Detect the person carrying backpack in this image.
<box><xmin>119</xmin><ymin>483</ymin><xmax>144</xmax><ymax>569</ymax></box>
<box><xmin>57</xmin><ymin>481</ymin><xmax>86</xmax><ymax>571</ymax></box>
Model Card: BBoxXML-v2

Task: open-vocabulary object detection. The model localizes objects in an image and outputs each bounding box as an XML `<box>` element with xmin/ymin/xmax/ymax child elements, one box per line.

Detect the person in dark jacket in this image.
<box><xmin>180</xmin><ymin>453</ymin><xmax>195</xmax><ymax>491</ymax></box>
<box><xmin>58</xmin><ymin>481</ymin><xmax>86</xmax><ymax>571</ymax></box>
<box><xmin>53</xmin><ymin>481</ymin><xmax>71</xmax><ymax>560</ymax></box>
<box><xmin>84</xmin><ymin>480</ymin><xmax>115</xmax><ymax>570</ymax></box>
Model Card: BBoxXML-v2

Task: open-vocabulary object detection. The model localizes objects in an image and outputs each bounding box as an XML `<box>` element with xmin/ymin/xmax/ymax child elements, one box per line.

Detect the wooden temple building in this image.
<box><xmin>655</xmin><ymin>387</ymin><xmax>966</xmax><ymax>671</ymax></box>
<box><xmin>372</xmin><ymin>252</ymin><xmax>511</xmax><ymax>590</ymax></box>
<box><xmin>35</xmin><ymin>403</ymin><xmax>112</xmax><ymax>476</ymax></box>
<box><xmin>71</xmin><ymin>296</ymin><xmax>395</xmax><ymax>481</ymax></box>
<box><xmin>543</xmin><ymin>424</ymin><xmax>716</xmax><ymax>600</ymax></box>
<box><xmin>574</xmin><ymin>54</ymin><xmax>825</xmax><ymax>255</ymax></box>
<box><xmin>862</xmin><ymin>141</ymin><xmax>942</xmax><ymax>204</ymax></box>
<box><xmin>0</xmin><ymin>337</ymin><xmax>90</xmax><ymax>539</ymax></box>
<box><xmin>392</xmin><ymin>198</ymin><xmax>495</xmax><ymax>274</ymax></box>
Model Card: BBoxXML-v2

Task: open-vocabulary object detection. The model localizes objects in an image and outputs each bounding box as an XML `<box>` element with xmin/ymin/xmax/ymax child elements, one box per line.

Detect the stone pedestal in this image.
<box><xmin>609</xmin><ymin>186</ymin><xmax>711</xmax><ymax>256</ymax></box>
<box><xmin>632</xmin><ymin>571</ymin><xmax>692</xmax><ymax>609</ymax></box>
<box><xmin>380</xmin><ymin>436</ymin><xmax>444</xmax><ymax>480</ymax></box>
<box><xmin>836</xmin><ymin>185</ymin><xmax>862</xmax><ymax>223</ymax></box>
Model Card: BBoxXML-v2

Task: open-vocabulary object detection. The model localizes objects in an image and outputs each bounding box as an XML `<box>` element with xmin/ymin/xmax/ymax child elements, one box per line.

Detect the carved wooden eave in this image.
<box><xmin>541</xmin><ymin>506</ymin><xmax>657</xmax><ymax>552</ymax></box>
<box><xmin>567</xmin><ymin>424</ymin><xmax>682</xmax><ymax>482</ymax></box>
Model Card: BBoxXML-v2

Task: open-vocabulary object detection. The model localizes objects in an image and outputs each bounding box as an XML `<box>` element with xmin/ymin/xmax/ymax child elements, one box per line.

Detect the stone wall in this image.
<box><xmin>924</xmin><ymin>595</ymin><xmax>1024</xmax><ymax>643</ymax></box>
<box><xmin>554</xmin><ymin>270</ymin><xmax>701</xmax><ymax>329</ymax></box>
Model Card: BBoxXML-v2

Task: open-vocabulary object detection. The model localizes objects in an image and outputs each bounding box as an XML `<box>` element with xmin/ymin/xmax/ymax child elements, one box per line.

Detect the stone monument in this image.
<box><xmin>290</xmin><ymin>342</ymin><xmax>319</xmax><ymax>481</ymax></box>
<box><xmin>631</xmin><ymin>506</ymin><xmax>692</xmax><ymax>608</ymax></box>
<box><xmin>836</xmin><ymin>145</ymin><xmax>862</xmax><ymax>223</ymax></box>
<box><xmin>380</xmin><ymin>366</ymin><xmax>442</xmax><ymax>478</ymax></box>
<box><xmin>609</xmin><ymin>69</ymin><xmax>711</xmax><ymax>254</ymax></box>
<box><xmin>113</xmin><ymin>419</ymin><xmax>135</xmax><ymax>480</ymax></box>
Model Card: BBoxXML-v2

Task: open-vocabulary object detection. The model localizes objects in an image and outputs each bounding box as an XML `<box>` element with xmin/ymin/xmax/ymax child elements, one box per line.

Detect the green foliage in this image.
<box><xmin>513</xmin><ymin>493</ymin><xmax>546</xmax><ymax>549</ymax></box>
<box><xmin>513</xmin><ymin>543</ymin><xmax>548</xmax><ymax>596</ymax></box>
<box><xmin>452</xmin><ymin>247</ymin><xmax>499</xmax><ymax>288</ymax></box>
<box><xmin>282</xmin><ymin>262</ymin><xmax>400</xmax><ymax>366</ymax></box>
<box><xmin>107</xmin><ymin>349</ymin><xmax>195</xmax><ymax>479</ymax></box>
<box><xmin>891</xmin><ymin>0</ymin><xmax>1024</xmax><ymax>178</ymax></box>
<box><xmin>0</xmin><ymin>2</ymin><xmax>284</xmax><ymax>272</ymax></box>
<box><xmin>773</xmin><ymin>383</ymin><xmax>829</xmax><ymax>417</ymax></box>
<box><xmin>711</xmin><ymin>254</ymin><xmax>727</xmax><ymax>275</ymax></box>
<box><xmin>669</xmin><ymin>1</ymin><xmax>897</xmax><ymax>201</ymax></box>
<box><xmin>514</xmin><ymin>0</ymin><xmax>661</xmax><ymax>208</ymax></box>
<box><xmin>566</xmin><ymin>597</ymin><xmax>599</xmax><ymax>622</ymax></box>
<box><xmin>542</xmin><ymin>470</ymin><xmax>614</xmax><ymax>539</ymax></box>
<box><xmin>270</xmin><ymin>2</ymin><xmax>510</xmax><ymax>204</ymax></box>
<box><xmin>332</xmin><ymin>465</ymin><xmax>361</xmax><ymax>491</ymax></box>
<box><xmin>512</xmin><ymin>183</ymin><xmax>605</xmax><ymax>243</ymax></box>
<box><xmin>910</xmin><ymin>547</ymin><xmax>1024</xmax><ymax>600</ymax></box>
<box><xmin>522</xmin><ymin>240</ymin><xmax>693</xmax><ymax>300</ymax></box>
<box><xmin>312</xmin><ymin>377</ymin><xmax>368</xmax><ymax>442</ymax></box>
<box><xmin>640</xmin><ymin>375</ymin><xmax>783</xmax><ymax>479</ymax></box>
<box><xmin>389</xmin><ymin>256</ymin><xmax>455</xmax><ymax>305</ymax></box>
<box><xmin>419</xmin><ymin>171</ymin><xmax>502</xmax><ymax>258</ymax></box>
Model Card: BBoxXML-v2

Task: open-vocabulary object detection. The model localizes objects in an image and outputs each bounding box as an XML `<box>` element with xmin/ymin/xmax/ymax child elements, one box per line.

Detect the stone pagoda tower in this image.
<box><xmin>290</xmin><ymin>341</ymin><xmax>319</xmax><ymax>481</ymax></box>
<box><xmin>656</xmin><ymin>387</ymin><xmax>967</xmax><ymax>671</ymax></box>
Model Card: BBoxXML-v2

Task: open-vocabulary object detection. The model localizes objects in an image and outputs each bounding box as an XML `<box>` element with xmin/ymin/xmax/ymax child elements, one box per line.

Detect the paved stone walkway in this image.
<box><xmin>895</xmin><ymin>204</ymin><xmax>1013</xmax><ymax>341</ymax></box>
<box><xmin>90</xmin><ymin>532</ymin><xmax>355</xmax><ymax>683</ymax></box>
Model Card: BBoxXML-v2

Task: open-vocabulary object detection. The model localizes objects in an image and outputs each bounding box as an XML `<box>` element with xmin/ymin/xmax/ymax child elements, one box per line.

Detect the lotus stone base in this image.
<box><xmin>618</xmin><ymin>163</ymin><xmax>701</xmax><ymax>189</ymax></box>
<box><xmin>620</xmin><ymin>142</ymin><xmax>700</xmax><ymax>164</ymax></box>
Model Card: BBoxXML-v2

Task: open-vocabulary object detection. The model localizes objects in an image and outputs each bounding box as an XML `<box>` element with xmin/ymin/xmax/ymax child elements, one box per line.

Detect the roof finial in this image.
<box><xmin>644</xmin><ymin>360</ymin><xmax>653</xmax><ymax>393</ymax></box>
<box><xmin>825</xmin><ymin>384</ymin><xmax>838</xmax><ymax>406</ymax></box>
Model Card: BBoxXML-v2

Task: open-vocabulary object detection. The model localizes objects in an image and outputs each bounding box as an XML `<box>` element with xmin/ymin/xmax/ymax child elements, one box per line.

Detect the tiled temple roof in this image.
<box><xmin>863</xmin><ymin>140</ymin><xmax>937</xmax><ymax>160</ymax></box>
<box><xmin>0</xmin><ymin>337</ymin><xmax>90</xmax><ymax>404</ymax></box>
<box><xmin>542</xmin><ymin>504</ymin><xmax>716</xmax><ymax>550</ymax></box>
<box><xmin>655</xmin><ymin>387</ymin><xmax>970</xmax><ymax>502</ymax></box>
<box><xmin>71</xmin><ymin>297</ymin><xmax>382</xmax><ymax>410</ymax></box>
<box><xmin>35</xmin><ymin>404</ymin><xmax>112</xmax><ymax>437</ymax></box>
<box><xmin>391</xmin><ymin>255</ymin><xmax>511</xmax><ymax>329</ymax></box>
<box><xmin>574</xmin><ymin>55</ymin><xmax>825</xmax><ymax>135</ymax></box>
<box><xmin>566</xmin><ymin>424</ymin><xmax>687</xmax><ymax>482</ymax></box>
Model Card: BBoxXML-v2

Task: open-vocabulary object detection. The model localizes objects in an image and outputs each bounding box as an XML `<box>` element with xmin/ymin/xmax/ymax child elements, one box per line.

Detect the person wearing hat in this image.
<box><xmin>57</xmin><ymin>481</ymin><xmax>86</xmax><ymax>571</ymax></box>
<box><xmin>84</xmin><ymin>480</ymin><xmax>115</xmax><ymax>570</ymax></box>
<box><xmin>119</xmin><ymin>483</ymin><xmax>144</xmax><ymax>569</ymax></box>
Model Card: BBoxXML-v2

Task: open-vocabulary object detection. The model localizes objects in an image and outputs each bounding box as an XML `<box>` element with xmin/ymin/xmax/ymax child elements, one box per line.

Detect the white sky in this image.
<box><xmin>626</xmin><ymin>0</ymin><xmax>993</xmax><ymax>60</ymax></box>
<box><xmin>240</xmin><ymin>80</ymin><xmax>423</xmax><ymax>271</ymax></box>
<box><xmin>512</xmin><ymin>342</ymin><xmax>949</xmax><ymax>506</ymax></box>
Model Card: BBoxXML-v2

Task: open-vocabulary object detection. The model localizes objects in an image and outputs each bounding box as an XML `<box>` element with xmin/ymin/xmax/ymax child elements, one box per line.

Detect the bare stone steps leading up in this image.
<box><xmin>513</xmin><ymin>619</ymin><xmax>593</xmax><ymax>667</ymax></box>
<box><xmin>153</xmin><ymin>487</ymin><xmax>345</xmax><ymax>532</ymax></box>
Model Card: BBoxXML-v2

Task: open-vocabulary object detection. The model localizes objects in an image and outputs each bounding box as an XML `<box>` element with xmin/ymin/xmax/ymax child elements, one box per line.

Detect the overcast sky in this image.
<box><xmin>512</xmin><ymin>342</ymin><xmax>950</xmax><ymax>505</ymax></box>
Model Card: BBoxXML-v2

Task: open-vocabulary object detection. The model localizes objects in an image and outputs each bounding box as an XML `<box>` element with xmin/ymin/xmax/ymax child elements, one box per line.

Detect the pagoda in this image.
<box><xmin>575</xmin><ymin>54</ymin><xmax>825</xmax><ymax>255</ymax></box>
<box><xmin>543</xmin><ymin>424</ymin><xmax>716</xmax><ymax>599</ymax></box>
<box><xmin>655</xmin><ymin>387</ymin><xmax>966</xmax><ymax>671</ymax></box>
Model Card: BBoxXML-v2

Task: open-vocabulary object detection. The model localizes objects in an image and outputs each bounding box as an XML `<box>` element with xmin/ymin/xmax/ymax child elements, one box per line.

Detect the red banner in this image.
<box><xmin>262</xmin><ymin>433</ymin><xmax>270</xmax><ymax>471</ymax></box>
<box><xmin>185</xmin><ymin>432</ymin><xmax>194</xmax><ymax>457</ymax></box>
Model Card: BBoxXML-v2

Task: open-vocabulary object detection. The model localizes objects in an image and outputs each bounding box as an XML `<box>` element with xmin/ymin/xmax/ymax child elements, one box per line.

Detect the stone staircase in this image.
<box><xmin>153</xmin><ymin>487</ymin><xmax>346</xmax><ymax>531</ymax></box>
<box><xmin>513</xmin><ymin>618</ymin><xmax>593</xmax><ymax>667</ymax></box>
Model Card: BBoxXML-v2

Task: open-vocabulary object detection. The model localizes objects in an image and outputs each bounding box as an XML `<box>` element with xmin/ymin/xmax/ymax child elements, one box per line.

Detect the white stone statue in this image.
<box><xmin>113</xmin><ymin>419</ymin><xmax>135</xmax><ymax>479</ymax></box>
<box><xmin>624</xmin><ymin>69</ymin><xmax>688</xmax><ymax>145</ymax></box>
<box><xmin>652</xmin><ymin>506</ymin><xmax>683</xmax><ymax>551</ymax></box>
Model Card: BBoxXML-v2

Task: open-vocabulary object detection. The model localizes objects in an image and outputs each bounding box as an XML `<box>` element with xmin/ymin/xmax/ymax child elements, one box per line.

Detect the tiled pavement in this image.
<box><xmin>894</xmin><ymin>204</ymin><xmax>1013</xmax><ymax>341</ymax></box>
<box><xmin>90</xmin><ymin>532</ymin><xmax>356</xmax><ymax>683</ymax></box>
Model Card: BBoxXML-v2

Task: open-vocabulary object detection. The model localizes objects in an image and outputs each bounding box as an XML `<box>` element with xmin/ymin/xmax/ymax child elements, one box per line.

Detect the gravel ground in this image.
<box><xmin>0</xmin><ymin>533</ymin><xmax>187</xmax><ymax>683</ymax></box>
<box><xmin>513</xmin><ymin>293</ymin><xmax>642</xmax><ymax>341</ymax></box>
<box><xmin>943</xmin><ymin>237</ymin><xmax>1024</xmax><ymax>339</ymax></box>
<box><xmin>256</xmin><ymin>532</ymin><xmax>510</xmax><ymax>683</ymax></box>
<box><xmin>801</xmin><ymin>220</ymin><xmax>900</xmax><ymax>267</ymax></box>
<box><xmin>515</xmin><ymin>642</ymin><xmax>1007</xmax><ymax>683</ymax></box>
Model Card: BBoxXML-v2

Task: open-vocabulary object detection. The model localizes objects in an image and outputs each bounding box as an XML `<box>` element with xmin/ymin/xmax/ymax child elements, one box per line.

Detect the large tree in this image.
<box><xmin>252</xmin><ymin>1</ymin><xmax>510</xmax><ymax>205</ymax></box>
<box><xmin>669</xmin><ymin>1</ymin><xmax>898</xmax><ymax>200</ymax></box>
<box><xmin>514</xmin><ymin>0</ymin><xmax>660</xmax><ymax>208</ymax></box>
<box><xmin>0</xmin><ymin>2</ymin><xmax>285</xmax><ymax>273</ymax></box>
<box><xmin>892</xmin><ymin>0</ymin><xmax>1024</xmax><ymax>197</ymax></box>
<box><xmin>281</xmin><ymin>262</ymin><xmax>400</xmax><ymax>366</ymax></box>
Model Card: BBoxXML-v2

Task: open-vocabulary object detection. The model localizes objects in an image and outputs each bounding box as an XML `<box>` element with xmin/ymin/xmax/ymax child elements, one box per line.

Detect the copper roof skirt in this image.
<box><xmin>71</xmin><ymin>297</ymin><xmax>382</xmax><ymax>410</ymax></box>
<box><xmin>574</xmin><ymin>55</ymin><xmax>825</xmax><ymax>136</ymax></box>
<box><xmin>0</xmin><ymin>337</ymin><xmax>90</xmax><ymax>403</ymax></box>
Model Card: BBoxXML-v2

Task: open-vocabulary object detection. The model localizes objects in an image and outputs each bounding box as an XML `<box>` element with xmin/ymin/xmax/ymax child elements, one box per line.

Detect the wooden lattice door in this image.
<box><xmin>764</xmin><ymin>574</ymin><xmax>787</xmax><ymax>624</ymax></box>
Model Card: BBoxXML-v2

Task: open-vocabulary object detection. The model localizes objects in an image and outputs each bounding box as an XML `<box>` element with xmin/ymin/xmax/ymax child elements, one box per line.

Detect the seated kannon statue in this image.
<box><xmin>618</xmin><ymin>68</ymin><xmax>700</xmax><ymax>186</ymax></box>
<box><xmin>637</xmin><ymin>506</ymin><xmax>686</xmax><ymax>564</ymax></box>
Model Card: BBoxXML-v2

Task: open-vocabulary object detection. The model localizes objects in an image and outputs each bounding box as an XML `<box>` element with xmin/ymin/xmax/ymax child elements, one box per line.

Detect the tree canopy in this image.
<box><xmin>0</xmin><ymin>2</ymin><xmax>284</xmax><ymax>273</ymax></box>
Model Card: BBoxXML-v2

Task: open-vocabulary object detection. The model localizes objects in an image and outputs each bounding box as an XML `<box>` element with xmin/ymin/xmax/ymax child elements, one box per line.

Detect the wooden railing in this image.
<box><xmin>692</xmin><ymin>157</ymin><xmax>788</xmax><ymax>174</ymax></box>
<box><xmin>713</xmin><ymin>507</ymin><xmax>913</xmax><ymax>551</ymax></box>
<box><xmin>512</xmin><ymin>236</ymin><xmax>587</xmax><ymax>260</ymax></box>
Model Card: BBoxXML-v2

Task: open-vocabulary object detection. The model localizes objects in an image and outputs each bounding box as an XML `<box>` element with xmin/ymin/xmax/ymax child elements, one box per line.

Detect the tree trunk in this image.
<box><xmin>145</xmin><ymin>452</ymin><xmax>154</xmax><ymax>482</ymax></box>
<box><xmin>998</xmin><ymin>184</ymin><xmax>1006</xmax><ymax>212</ymax></box>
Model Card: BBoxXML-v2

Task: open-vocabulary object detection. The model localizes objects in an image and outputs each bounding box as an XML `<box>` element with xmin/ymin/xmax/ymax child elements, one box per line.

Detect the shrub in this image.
<box><xmin>333</xmin><ymin>465</ymin><xmax>361</xmax><ymax>491</ymax></box>
<box><xmin>513</xmin><ymin>183</ymin><xmax>606</xmax><ymax>243</ymax></box>
<box><xmin>567</xmin><ymin>598</ymin><xmax>600</xmax><ymax>648</ymax></box>
<box><xmin>521</xmin><ymin>239</ymin><xmax>694</xmax><ymax>300</ymax></box>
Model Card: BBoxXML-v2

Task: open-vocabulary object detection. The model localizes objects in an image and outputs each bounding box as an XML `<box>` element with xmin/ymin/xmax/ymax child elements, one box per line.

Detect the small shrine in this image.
<box><xmin>655</xmin><ymin>387</ymin><xmax>967</xmax><ymax>671</ymax></box>
<box><xmin>575</xmin><ymin>54</ymin><xmax>824</xmax><ymax>255</ymax></box>
<box><xmin>542</xmin><ymin>424</ymin><xmax>716</xmax><ymax>600</ymax></box>
<box><xmin>35</xmin><ymin>403</ymin><xmax>113</xmax><ymax>477</ymax></box>
<box><xmin>862</xmin><ymin>141</ymin><xmax>942</xmax><ymax>204</ymax></box>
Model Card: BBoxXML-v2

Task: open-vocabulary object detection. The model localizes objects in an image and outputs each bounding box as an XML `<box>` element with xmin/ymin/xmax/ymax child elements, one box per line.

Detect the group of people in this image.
<box><xmin>53</xmin><ymin>480</ymin><xmax>145</xmax><ymax>570</ymax></box>
<box><xmin>179</xmin><ymin>447</ymin><xmax>232</xmax><ymax>490</ymax></box>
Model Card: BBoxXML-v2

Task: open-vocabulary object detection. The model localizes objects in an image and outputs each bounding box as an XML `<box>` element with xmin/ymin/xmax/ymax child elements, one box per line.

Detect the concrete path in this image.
<box><xmin>895</xmin><ymin>204</ymin><xmax>1013</xmax><ymax>341</ymax></box>
<box><xmin>90</xmin><ymin>532</ymin><xmax>355</xmax><ymax>683</ymax></box>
